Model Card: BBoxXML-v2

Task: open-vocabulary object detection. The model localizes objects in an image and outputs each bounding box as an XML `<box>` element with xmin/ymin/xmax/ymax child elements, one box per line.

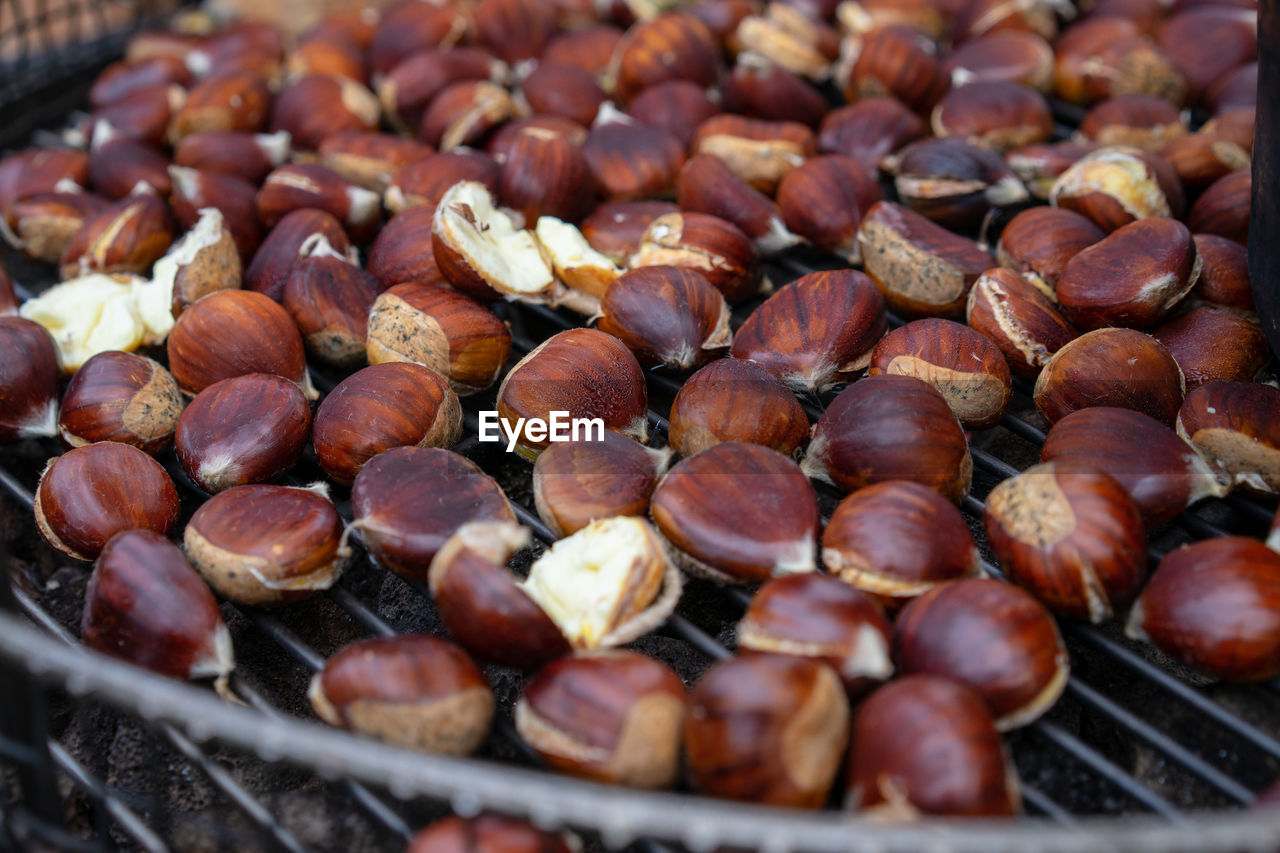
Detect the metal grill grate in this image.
<box><xmin>3</xmin><ymin>256</ymin><xmax>1280</xmax><ymax>851</ymax></box>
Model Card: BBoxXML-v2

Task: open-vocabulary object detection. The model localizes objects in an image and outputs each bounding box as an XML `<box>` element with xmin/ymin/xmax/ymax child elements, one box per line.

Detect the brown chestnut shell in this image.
<box><xmin>184</xmin><ymin>483</ymin><xmax>349</xmax><ymax>606</ymax></box>
<box><xmin>651</xmin><ymin>441</ymin><xmax>820</xmax><ymax>584</ymax></box>
<box><xmin>668</xmin><ymin>358</ymin><xmax>810</xmax><ymax>459</ymax></box>
<box><xmin>895</xmin><ymin>578</ymin><xmax>1069</xmax><ymax>729</ymax></box>
<box><xmin>308</xmin><ymin>634</ymin><xmax>493</xmax><ymax>754</ymax></box>
<box><xmin>983</xmin><ymin>462</ymin><xmax>1147</xmax><ymax>622</ymax></box>
<box><xmin>35</xmin><ymin>442</ymin><xmax>179</xmax><ymax>561</ymax></box>
<box><xmin>847</xmin><ymin>675</ymin><xmax>1021</xmax><ymax>817</ymax></box>
<box><xmin>352</xmin><ymin>447</ymin><xmax>515</xmax><ymax>578</ymax></box>
<box><xmin>803</xmin><ymin>375</ymin><xmax>973</xmax><ymax>502</ymax></box>
<box><xmin>1128</xmin><ymin>537</ymin><xmax>1280</xmax><ymax>682</ymax></box>
<box><xmin>58</xmin><ymin>351</ymin><xmax>183</xmax><ymax>455</ymax></box>
<box><xmin>313</xmin><ymin>362</ymin><xmax>463</xmax><ymax>486</ymax></box>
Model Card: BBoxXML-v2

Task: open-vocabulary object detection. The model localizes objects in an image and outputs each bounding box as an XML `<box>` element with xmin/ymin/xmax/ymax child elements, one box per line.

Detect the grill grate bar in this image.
<box><xmin>1062</xmin><ymin>626</ymin><xmax>1280</xmax><ymax>763</ymax></box>
<box><xmin>7</xmin><ymin>582</ymin><xmax>311</xmax><ymax>852</ymax></box>
<box><xmin>48</xmin><ymin>739</ymin><xmax>170</xmax><ymax>853</ymax></box>
<box><xmin>1061</xmin><ymin>681</ymin><xmax>1256</xmax><ymax>805</ymax></box>
<box><xmin>1032</xmin><ymin>723</ymin><xmax>1185</xmax><ymax>821</ymax></box>
<box><xmin>233</xmin><ymin>675</ymin><xmax>416</xmax><ymax>844</ymax></box>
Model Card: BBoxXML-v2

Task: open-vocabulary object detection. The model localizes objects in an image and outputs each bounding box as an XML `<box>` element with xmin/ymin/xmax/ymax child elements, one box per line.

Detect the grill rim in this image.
<box><xmin>3</xmin><ymin>2</ymin><xmax>1280</xmax><ymax>848</ymax></box>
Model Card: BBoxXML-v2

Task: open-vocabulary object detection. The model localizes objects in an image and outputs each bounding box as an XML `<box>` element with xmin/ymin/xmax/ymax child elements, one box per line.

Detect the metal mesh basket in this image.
<box><xmin>2</xmin><ymin>3</ymin><xmax>1280</xmax><ymax>852</ymax></box>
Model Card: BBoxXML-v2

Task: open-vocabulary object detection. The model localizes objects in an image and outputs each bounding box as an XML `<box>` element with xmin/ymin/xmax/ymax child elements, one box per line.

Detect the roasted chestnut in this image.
<box><xmin>868</xmin><ymin>318</ymin><xmax>1012</xmax><ymax>429</ymax></box>
<box><xmin>668</xmin><ymin>358</ymin><xmax>809</xmax><ymax>458</ymax></box>
<box><xmin>1049</xmin><ymin>146</ymin><xmax>1184</xmax><ymax>232</ymax></box>
<box><xmin>1056</xmin><ymin>217</ymin><xmax>1199</xmax><ymax>331</ymax></box>
<box><xmin>684</xmin><ymin>654</ymin><xmax>850</xmax><ymax>808</ymax></box>
<box><xmin>857</xmin><ymin>201</ymin><xmax>993</xmax><ymax>319</ymax></box>
<box><xmin>244</xmin><ymin>208</ymin><xmax>355</xmax><ymax>302</ymax></box>
<box><xmin>966</xmin><ymin>268</ymin><xmax>1078</xmax><ymax>378</ymax></box>
<box><xmin>174</xmin><ymin>373</ymin><xmax>311</xmax><ymax>494</ymax></box>
<box><xmin>58</xmin><ymin>351</ymin><xmax>182</xmax><ymax>455</ymax></box>
<box><xmin>313</xmin><ymin>363</ymin><xmax>462</xmax><ymax>486</ymax></box>
<box><xmin>281</xmin><ymin>234</ymin><xmax>379</xmax><ymax>368</ymax></box>
<box><xmin>1041</xmin><ymin>406</ymin><xmax>1227</xmax><ymax>528</ymax></box>
<box><xmin>185</xmin><ymin>483</ymin><xmax>349</xmax><ymax>606</ymax></box>
<box><xmin>651</xmin><ymin>441</ymin><xmax>820</xmax><ymax>584</ymax></box>
<box><xmin>822</xmin><ymin>480</ymin><xmax>981</xmax><ymax>603</ymax></box>
<box><xmin>984</xmin><ymin>462</ymin><xmax>1147</xmax><ymax>622</ymax></box>
<box><xmin>82</xmin><ymin>529</ymin><xmax>233</xmax><ymax>683</ymax></box>
<box><xmin>1033</xmin><ymin>328</ymin><xmax>1184</xmax><ymax>426</ymax></box>
<box><xmin>531</xmin><ymin>430</ymin><xmax>671</xmax><ymax>538</ymax></box>
<box><xmin>352</xmin><ymin>447</ymin><xmax>514</xmax><ymax>579</ymax></box>
<box><xmin>432</xmin><ymin>181</ymin><xmax>556</xmax><ymax>304</ymax></box>
<box><xmin>515</xmin><ymin>650</ymin><xmax>685</xmax><ymax>788</ymax></box>
<box><xmin>738</xmin><ymin>572</ymin><xmax>893</xmax><ymax>694</ymax></box>
<box><xmin>1176</xmin><ymin>382</ymin><xmax>1280</xmax><ymax>495</ymax></box>
<box><xmin>803</xmin><ymin>375</ymin><xmax>972</xmax><ymax>502</ymax></box>
<box><xmin>730</xmin><ymin>269</ymin><xmax>887</xmax><ymax>394</ymax></box>
<box><xmin>895</xmin><ymin>578</ymin><xmax>1069</xmax><ymax>729</ymax></box>
<box><xmin>430</xmin><ymin>517</ymin><xmax>680</xmax><ymax>663</ymax></box>
<box><xmin>366</xmin><ymin>282</ymin><xmax>512</xmax><ymax>395</ymax></box>
<box><xmin>595</xmin><ymin>266</ymin><xmax>731</xmax><ymax>371</ymax></box>
<box><xmin>167</xmin><ymin>290</ymin><xmax>316</xmax><ymax>399</ymax></box>
<box><xmin>1128</xmin><ymin>537</ymin><xmax>1280</xmax><ymax>682</ymax></box>
<box><xmin>846</xmin><ymin>675</ymin><xmax>1021</xmax><ymax>816</ymax></box>
<box><xmin>495</xmin><ymin>328</ymin><xmax>648</xmax><ymax>458</ymax></box>
<box><xmin>629</xmin><ymin>211</ymin><xmax>761</xmax><ymax>304</ymax></box>
<box><xmin>309</xmin><ymin>634</ymin><xmax>492</xmax><ymax>754</ymax></box>
<box><xmin>1153</xmin><ymin>307</ymin><xmax>1268</xmax><ymax>389</ymax></box>
<box><xmin>995</xmin><ymin>206</ymin><xmax>1105</xmax><ymax>298</ymax></box>
<box><xmin>0</xmin><ymin>317</ymin><xmax>61</xmax><ymax>444</ymax></box>
<box><xmin>776</xmin><ymin>154</ymin><xmax>881</xmax><ymax>263</ymax></box>
<box><xmin>35</xmin><ymin>442</ymin><xmax>179</xmax><ymax>561</ymax></box>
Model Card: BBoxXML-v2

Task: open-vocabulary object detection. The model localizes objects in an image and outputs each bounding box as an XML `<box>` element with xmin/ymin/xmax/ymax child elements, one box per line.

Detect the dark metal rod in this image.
<box><xmin>1032</xmin><ymin>723</ymin><xmax>1185</xmax><ymax>821</ymax></box>
<box><xmin>1061</xmin><ymin>681</ymin><xmax>1255</xmax><ymax>806</ymax></box>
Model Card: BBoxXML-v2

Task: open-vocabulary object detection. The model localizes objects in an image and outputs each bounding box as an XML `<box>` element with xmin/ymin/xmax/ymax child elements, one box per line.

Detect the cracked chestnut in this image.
<box><xmin>984</xmin><ymin>462</ymin><xmax>1146</xmax><ymax>622</ymax></box>
<box><xmin>868</xmin><ymin>318</ymin><xmax>1012</xmax><ymax>429</ymax></box>
<box><xmin>430</xmin><ymin>517</ymin><xmax>680</xmax><ymax>665</ymax></box>
<box><xmin>1176</xmin><ymin>382</ymin><xmax>1280</xmax><ymax>495</ymax></box>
